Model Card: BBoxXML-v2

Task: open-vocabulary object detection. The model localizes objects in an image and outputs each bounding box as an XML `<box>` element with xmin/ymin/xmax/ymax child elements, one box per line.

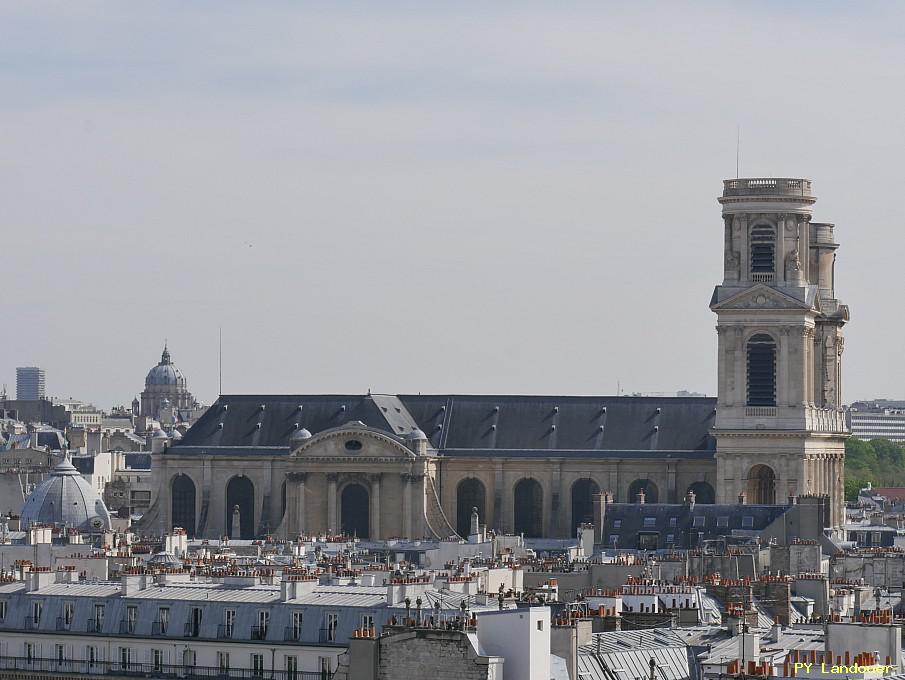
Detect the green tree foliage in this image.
<box><xmin>844</xmin><ymin>437</ymin><xmax>905</xmax><ymax>501</ymax></box>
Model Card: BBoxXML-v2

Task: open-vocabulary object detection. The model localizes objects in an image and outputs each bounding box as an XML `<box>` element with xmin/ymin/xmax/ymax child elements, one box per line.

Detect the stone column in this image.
<box><xmin>551</xmin><ymin>461</ymin><xmax>562</xmax><ymax>537</ymax></box>
<box><xmin>401</xmin><ymin>474</ymin><xmax>412</xmax><ymax>538</ymax></box>
<box><xmin>327</xmin><ymin>473</ymin><xmax>338</xmax><ymax>533</ymax></box>
<box><xmin>734</xmin><ymin>327</ymin><xmax>746</xmax><ymax>406</ymax></box>
<box><xmin>738</xmin><ymin>213</ymin><xmax>749</xmax><ymax>283</ymax></box>
<box><xmin>797</xmin><ymin>216</ymin><xmax>809</xmax><ymax>280</ymax></box>
<box><xmin>493</xmin><ymin>461</ymin><xmax>504</xmax><ymax>531</ymax></box>
<box><xmin>667</xmin><ymin>462</ymin><xmax>677</xmax><ymax>504</ymax></box>
<box><xmin>716</xmin><ymin>327</ymin><xmax>730</xmax><ymax>406</ymax></box>
<box><xmin>796</xmin><ymin>328</ymin><xmax>810</xmax><ymax>407</ymax></box>
<box><xmin>370</xmin><ymin>473</ymin><xmax>382</xmax><ymax>539</ymax></box>
<box><xmin>779</xmin><ymin>327</ymin><xmax>791</xmax><ymax>407</ymax></box>
<box><xmin>776</xmin><ymin>213</ymin><xmax>786</xmax><ymax>285</ymax></box>
<box><xmin>287</xmin><ymin>472</ymin><xmax>306</xmax><ymax>536</ymax></box>
<box><xmin>608</xmin><ymin>466</ymin><xmax>619</xmax><ymax>502</ymax></box>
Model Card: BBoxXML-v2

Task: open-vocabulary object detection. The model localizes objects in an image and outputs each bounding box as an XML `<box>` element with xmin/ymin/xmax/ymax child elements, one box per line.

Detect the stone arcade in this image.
<box><xmin>142</xmin><ymin>177</ymin><xmax>849</xmax><ymax>539</ymax></box>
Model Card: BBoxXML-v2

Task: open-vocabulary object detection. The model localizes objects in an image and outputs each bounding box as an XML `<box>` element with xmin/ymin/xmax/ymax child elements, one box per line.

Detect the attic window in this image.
<box><xmin>742</xmin><ymin>516</ymin><xmax>754</xmax><ymax>528</ymax></box>
<box><xmin>612</xmin><ymin>520</ymin><xmax>622</xmax><ymax>529</ymax></box>
<box><xmin>717</xmin><ymin>516</ymin><xmax>729</xmax><ymax>527</ymax></box>
<box><xmin>669</xmin><ymin>517</ymin><xmax>677</xmax><ymax>527</ymax></box>
<box><xmin>643</xmin><ymin>517</ymin><xmax>657</xmax><ymax>528</ymax></box>
<box><xmin>693</xmin><ymin>516</ymin><xmax>705</xmax><ymax>527</ymax></box>
<box><xmin>345</xmin><ymin>440</ymin><xmax>363</xmax><ymax>452</ymax></box>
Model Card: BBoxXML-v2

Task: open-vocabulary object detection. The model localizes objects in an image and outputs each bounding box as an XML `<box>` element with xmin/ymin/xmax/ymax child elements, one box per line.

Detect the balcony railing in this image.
<box><xmin>745</xmin><ymin>407</ymin><xmax>777</xmax><ymax>417</ymax></box>
<box><xmin>151</xmin><ymin>620</ymin><xmax>169</xmax><ymax>636</ymax></box>
<box><xmin>55</xmin><ymin>616</ymin><xmax>70</xmax><ymax>631</ymax></box>
<box><xmin>23</xmin><ymin>617</ymin><xmax>38</xmax><ymax>630</ymax></box>
<box><xmin>218</xmin><ymin>623</ymin><xmax>234</xmax><ymax>639</ymax></box>
<box><xmin>751</xmin><ymin>272</ymin><xmax>774</xmax><ymax>283</ymax></box>
<box><xmin>118</xmin><ymin>619</ymin><xmax>137</xmax><ymax>634</ymax></box>
<box><xmin>251</xmin><ymin>625</ymin><xmax>267</xmax><ymax>640</ymax></box>
<box><xmin>285</xmin><ymin>625</ymin><xmax>303</xmax><ymax>642</ymax></box>
<box><xmin>86</xmin><ymin>619</ymin><xmax>101</xmax><ymax>633</ymax></box>
<box><xmin>723</xmin><ymin>178</ymin><xmax>812</xmax><ymax>197</ymax></box>
<box><xmin>0</xmin><ymin>655</ymin><xmax>334</xmax><ymax>680</ymax></box>
<box><xmin>318</xmin><ymin>627</ymin><xmax>337</xmax><ymax>643</ymax></box>
<box><xmin>184</xmin><ymin>621</ymin><xmax>201</xmax><ymax>638</ymax></box>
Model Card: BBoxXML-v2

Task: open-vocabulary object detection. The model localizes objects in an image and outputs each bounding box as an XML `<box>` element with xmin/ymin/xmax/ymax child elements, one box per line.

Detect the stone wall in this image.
<box><xmin>376</xmin><ymin>629</ymin><xmax>501</xmax><ymax>680</ymax></box>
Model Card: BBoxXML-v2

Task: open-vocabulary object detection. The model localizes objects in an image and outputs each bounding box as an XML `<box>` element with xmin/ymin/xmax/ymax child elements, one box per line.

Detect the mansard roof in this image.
<box><xmin>174</xmin><ymin>394</ymin><xmax>716</xmax><ymax>457</ymax></box>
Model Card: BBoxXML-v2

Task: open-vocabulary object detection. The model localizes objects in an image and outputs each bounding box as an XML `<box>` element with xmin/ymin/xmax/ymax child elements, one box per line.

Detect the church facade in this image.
<box><xmin>142</xmin><ymin>177</ymin><xmax>849</xmax><ymax>539</ymax></box>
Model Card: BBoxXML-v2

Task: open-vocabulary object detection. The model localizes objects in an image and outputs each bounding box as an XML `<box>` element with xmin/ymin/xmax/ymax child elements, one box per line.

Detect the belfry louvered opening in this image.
<box><xmin>747</xmin><ymin>333</ymin><xmax>776</xmax><ymax>406</ymax></box>
<box><xmin>750</xmin><ymin>224</ymin><xmax>776</xmax><ymax>273</ymax></box>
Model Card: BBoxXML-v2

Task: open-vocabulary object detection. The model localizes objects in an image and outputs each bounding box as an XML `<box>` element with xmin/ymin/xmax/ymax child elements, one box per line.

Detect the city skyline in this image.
<box><xmin>2</xmin><ymin>3</ymin><xmax>904</xmax><ymax>408</ymax></box>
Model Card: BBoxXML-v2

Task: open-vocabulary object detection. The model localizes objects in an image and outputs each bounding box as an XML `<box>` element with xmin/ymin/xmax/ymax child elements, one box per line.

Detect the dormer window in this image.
<box><xmin>750</xmin><ymin>224</ymin><xmax>776</xmax><ymax>277</ymax></box>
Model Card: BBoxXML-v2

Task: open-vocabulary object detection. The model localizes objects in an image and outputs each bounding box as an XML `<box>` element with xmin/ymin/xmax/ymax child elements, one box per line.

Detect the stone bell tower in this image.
<box><xmin>711</xmin><ymin>178</ymin><xmax>849</xmax><ymax>527</ymax></box>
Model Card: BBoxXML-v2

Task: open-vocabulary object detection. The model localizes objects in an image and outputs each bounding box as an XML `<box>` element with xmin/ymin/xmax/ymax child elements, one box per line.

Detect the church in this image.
<box><xmin>142</xmin><ymin>177</ymin><xmax>849</xmax><ymax>540</ymax></box>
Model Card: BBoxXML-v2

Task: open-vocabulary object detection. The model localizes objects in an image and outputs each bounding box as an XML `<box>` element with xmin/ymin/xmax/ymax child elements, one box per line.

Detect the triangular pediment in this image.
<box><xmin>710</xmin><ymin>284</ymin><xmax>813</xmax><ymax>312</ymax></box>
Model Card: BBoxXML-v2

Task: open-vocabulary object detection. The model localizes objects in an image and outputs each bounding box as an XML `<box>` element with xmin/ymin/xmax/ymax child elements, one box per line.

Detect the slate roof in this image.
<box><xmin>576</xmin><ymin>629</ymin><xmax>694</xmax><ymax>680</ymax></box>
<box><xmin>603</xmin><ymin>502</ymin><xmax>791</xmax><ymax>549</ymax></box>
<box><xmin>175</xmin><ymin>394</ymin><xmax>716</xmax><ymax>459</ymax></box>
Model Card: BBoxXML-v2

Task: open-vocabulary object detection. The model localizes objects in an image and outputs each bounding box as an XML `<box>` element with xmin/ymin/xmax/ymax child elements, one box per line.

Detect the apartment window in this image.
<box><xmin>612</xmin><ymin>519</ymin><xmax>622</xmax><ymax>529</ymax></box>
<box><xmin>319</xmin><ymin>656</ymin><xmax>334</xmax><ymax>673</ymax></box>
<box><xmin>665</xmin><ymin>534</ymin><xmax>674</xmax><ymax>544</ymax></box>
<box><xmin>693</xmin><ymin>516</ymin><xmax>705</xmax><ymax>528</ymax></box>
<box><xmin>94</xmin><ymin>603</ymin><xmax>105</xmax><ymax>630</ymax></box>
<box><xmin>742</xmin><ymin>516</ymin><xmax>754</xmax><ymax>528</ymax></box>
<box><xmin>126</xmin><ymin>605</ymin><xmax>137</xmax><ymax>633</ymax></box>
<box><xmin>643</xmin><ymin>517</ymin><xmax>656</xmax><ymax>528</ymax></box>
<box><xmin>32</xmin><ymin>600</ymin><xmax>43</xmax><ymax>625</ymax></box>
<box><xmin>56</xmin><ymin>644</ymin><xmax>65</xmax><ymax>665</ymax></box>
<box><xmin>325</xmin><ymin>613</ymin><xmax>338</xmax><ymax>641</ymax></box>
<box><xmin>64</xmin><ymin>602</ymin><xmax>74</xmax><ymax>626</ymax></box>
<box><xmin>717</xmin><ymin>516</ymin><xmax>729</xmax><ymax>527</ymax></box>
<box><xmin>251</xmin><ymin>653</ymin><xmax>265</xmax><ymax>678</ymax></box>
<box><xmin>286</xmin><ymin>656</ymin><xmax>299</xmax><ymax>680</ymax></box>
<box><xmin>224</xmin><ymin>609</ymin><xmax>236</xmax><ymax>638</ymax></box>
<box><xmin>158</xmin><ymin>607</ymin><xmax>169</xmax><ymax>634</ymax></box>
<box><xmin>360</xmin><ymin>614</ymin><xmax>374</xmax><ymax>630</ymax></box>
<box><xmin>86</xmin><ymin>646</ymin><xmax>97</xmax><ymax>669</ymax></box>
<box><xmin>119</xmin><ymin>647</ymin><xmax>132</xmax><ymax>671</ymax></box>
<box><xmin>669</xmin><ymin>517</ymin><xmax>677</xmax><ymax>527</ymax></box>
<box><xmin>189</xmin><ymin>607</ymin><xmax>202</xmax><ymax>637</ymax></box>
<box><xmin>258</xmin><ymin>610</ymin><xmax>269</xmax><ymax>638</ymax></box>
<box><xmin>536</xmin><ymin>619</ymin><xmax>544</xmax><ymax>631</ymax></box>
<box><xmin>182</xmin><ymin>649</ymin><xmax>196</xmax><ymax>669</ymax></box>
<box><xmin>152</xmin><ymin>649</ymin><xmax>164</xmax><ymax>672</ymax></box>
<box><xmin>291</xmin><ymin>611</ymin><xmax>304</xmax><ymax>640</ymax></box>
<box><xmin>217</xmin><ymin>652</ymin><xmax>230</xmax><ymax>672</ymax></box>
<box><xmin>25</xmin><ymin>643</ymin><xmax>34</xmax><ymax>664</ymax></box>
<box><xmin>0</xmin><ymin>599</ymin><xmax>8</xmax><ymax>621</ymax></box>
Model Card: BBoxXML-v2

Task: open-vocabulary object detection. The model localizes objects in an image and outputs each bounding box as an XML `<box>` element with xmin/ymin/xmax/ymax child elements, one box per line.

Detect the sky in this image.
<box><xmin>1</xmin><ymin>2</ymin><xmax>903</xmax><ymax>409</ymax></box>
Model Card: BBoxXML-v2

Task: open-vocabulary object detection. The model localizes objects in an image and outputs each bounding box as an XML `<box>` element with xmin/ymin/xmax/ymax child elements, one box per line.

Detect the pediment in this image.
<box><xmin>290</xmin><ymin>425</ymin><xmax>416</xmax><ymax>460</ymax></box>
<box><xmin>711</xmin><ymin>284</ymin><xmax>812</xmax><ymax>312</ymax></box>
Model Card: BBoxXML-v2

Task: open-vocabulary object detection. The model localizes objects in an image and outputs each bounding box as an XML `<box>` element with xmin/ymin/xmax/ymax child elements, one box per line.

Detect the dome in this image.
<box><xmin>170</xmin><ymin>429</ymin><xmax>183</xmax><ymax>442</ymax></box>
<box><xmin>152</xmin><ymin>429</ymin><xmax>168</xmax><ymax>440</ymax></box>
<box><xmin>290</xmin><ymin>427</ymin><xmax>312</xmax><ymax>444</ymax></box>
<box><xmin>20</xmin><ymin>454</ymin><xmax>112</xmax><ymax>533</ymax></box>
<box><xmin>145</xmin><ymin>345</ymin><xmax>186</xmax><ymax>387</ymax></box>
<box><xmin>408</xmin><ymin>429</ymin><xmax>428</xmax><ymax>441</ymax></box>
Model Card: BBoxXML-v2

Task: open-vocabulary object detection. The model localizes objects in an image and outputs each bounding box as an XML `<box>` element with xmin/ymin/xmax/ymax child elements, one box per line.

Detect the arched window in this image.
<box><xmin>746</xmin><ymin>465</ymin><xmax>776</xmax><ymax>504</ymax></box>
<box><xmin>687</xmin><ymin>481</ymin><xmax>715</xmax><ymax>504</ymax></box>
<box><xmin>171</xmin><ymin>475</ymin><xmax>196</xmax><ymax>536</ymax></box>
<box><xmin>750</xmin><ymin>224</ymin><xmax>776</xmax><ymax>274</ymax></box>
<box><xmin>747</xmin><ymin>334</ymin><xmax>777</xmax><ymax>406</ymax></box>
<box><xmin>571</xmin><ymin>478</ymin><xmax>600</xmax><ymax>533</ymax></box>
<box><xmin>627</xmin><ymin>479</ymin><xmax>658</xmax><ymax>503</ymax></box>
<box><xmin>456</xmin><ymin>478</ymin><xmax>486</xmax><ymax>538</ymax></box>
<box><xmin>513</xmin><ymin>478</ymin><xmax>543</xmax><ymax>537</ymax></box>
<box><xmin>225</xmin><ymin>476</ymin><xmax>255</xmax><ymax>539</ymax></box>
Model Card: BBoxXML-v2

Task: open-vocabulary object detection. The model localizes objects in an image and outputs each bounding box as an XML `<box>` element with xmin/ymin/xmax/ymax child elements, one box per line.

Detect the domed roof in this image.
<box><xmin>408</xmin><ymin>428</ymin><xmax>428</xmax><ymax>441</ymax></box>
<box><xmin>170</xmin><ymin>429</ymin><xmax>183</xmax><ymax>441</ymax></box>
<box><xmin>20</xmin><ymin>453</ymin><xmax>112</xmax><ymax>533</ymax></box>
<box><xmin>152</xmin><ymin>429</ymin><xmax>168</xmax><ymax>440</ymax></box>
<box><xmin>290</xmin><ymin>427</ymin><xmax>312</xmax><ymax>444</ymax></box>
<box><xmin>145</xmin><ymin>345</ymin><xmax>186</xmax><ymax>387</ymax></box>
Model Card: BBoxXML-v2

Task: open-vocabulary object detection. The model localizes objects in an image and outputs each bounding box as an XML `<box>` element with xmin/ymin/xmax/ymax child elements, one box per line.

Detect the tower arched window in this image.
<box><xmin>746</xmin><ymin>333</ymin><xmax>777</xmax><ymax>406</ymax></box>
<box><xmin>750</xmin><ymin>224</ymin><xmax>776</xmax><ymax>275</ymax></box>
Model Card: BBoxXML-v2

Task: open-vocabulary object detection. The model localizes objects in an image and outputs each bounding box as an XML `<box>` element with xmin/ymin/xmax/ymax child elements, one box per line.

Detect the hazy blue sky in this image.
<box><xmin>1</xmin><ymin>2</ymin><xmax>903</xmax><ymax>408</ymax></box>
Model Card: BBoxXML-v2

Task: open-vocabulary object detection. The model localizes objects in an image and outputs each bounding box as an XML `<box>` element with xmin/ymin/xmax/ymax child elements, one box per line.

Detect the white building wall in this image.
<box><xmin>477</xmin><ymin>607</ymin><xmax>550</xmax><ymax>680</ymax></box>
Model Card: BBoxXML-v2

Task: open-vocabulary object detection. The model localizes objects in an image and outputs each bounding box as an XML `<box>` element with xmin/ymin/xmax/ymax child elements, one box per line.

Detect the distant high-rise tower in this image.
<box><xmin>16</xmin><ymin>366</ymin><xmax>46</xmax><ymax>401</ymax></box>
